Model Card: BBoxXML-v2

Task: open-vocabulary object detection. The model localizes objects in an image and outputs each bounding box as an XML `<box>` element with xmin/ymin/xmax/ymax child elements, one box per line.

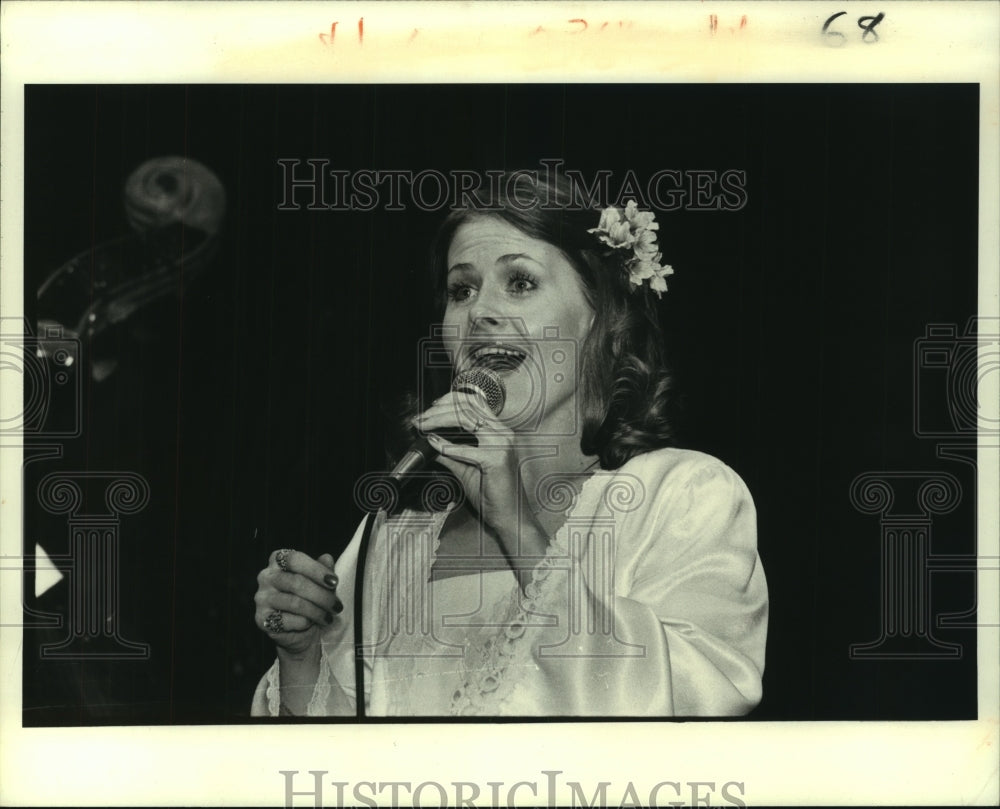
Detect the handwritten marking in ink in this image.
<box><xmin>318</xmin><ymin>21</ymin><xmax>339</xmax><ymax>46</ymax></box>
<box><xmin>857</xmin><ymin>13</ymin><xmax>885</xmax><ymax>43</ymax></box>
<box><xmin>710</xmin><ymin>14</ymin><xmax>747</xmax><ymax>35</ymax></box>
<box><xmin>315</xmin><ymin>16</ymin><xmax>652</xmax><ymax>49</ymax></box>
<box><xmin>319</xmin><ymin>17</ymin><xmax>364</xmax><ymax>47</ymax></box>
<box><xmin>527</xmin><ymin>19</ymin><xmax>633</xmax><ymax>36</ymax></box>
<box><xmin>822</xmin><ymin>11</ymin><xmax>885</xmax><ymax>46</ymax></box>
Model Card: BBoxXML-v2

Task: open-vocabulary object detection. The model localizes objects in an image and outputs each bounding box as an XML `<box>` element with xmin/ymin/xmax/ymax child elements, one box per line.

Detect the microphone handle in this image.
<box><xmin>386</xmin><ymin>436</ymin><xmax>437</xmax><ymax>483</ymax></box>
<box><xmin>387</xmin><ymin>428</ymin><xmax>481</xmax><ymax>483</ymax></box>
<box><xmin>386</xmin><ymin>365</ymin><xmax>502</xmax><ymax>484</ymax></box>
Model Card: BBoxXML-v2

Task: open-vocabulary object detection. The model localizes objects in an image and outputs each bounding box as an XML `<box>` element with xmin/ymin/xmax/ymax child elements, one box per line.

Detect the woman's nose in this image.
<box><xmin>468</xmin><ymin>287</ymin><xmax>505</xmax><ymax>328</ymax></box>
<box><xmin>469</xmin><ymin>310</ymin><xmax>502</xmax><ymax>330</ymax></box>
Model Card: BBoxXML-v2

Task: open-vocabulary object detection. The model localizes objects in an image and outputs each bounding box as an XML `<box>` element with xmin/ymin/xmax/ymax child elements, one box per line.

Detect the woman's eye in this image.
<box><xmin>447</xmin><ymin>284</ymin><xmax>475</xmax><ymax>303</ymax></box>
<box><xmin>509</xmin><ymin>272</ymin><xmax>537</xmax><ymax>294</ymax></box>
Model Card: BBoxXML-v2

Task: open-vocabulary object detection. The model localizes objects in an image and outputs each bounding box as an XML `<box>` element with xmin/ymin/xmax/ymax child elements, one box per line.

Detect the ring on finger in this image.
<box><xmin>472</xmin><ymin>416</ymin><xmax>486</xmax><ymax>433</ymax></box>
<box><xmin>275</xmin><ymin>548</ymin><xmax>294</xmax><ymax>572</ymax></box>
<box><xmin>264</xmin><ymin>609</ymin><xmax>286</xmax><ymax>633</ymax></box>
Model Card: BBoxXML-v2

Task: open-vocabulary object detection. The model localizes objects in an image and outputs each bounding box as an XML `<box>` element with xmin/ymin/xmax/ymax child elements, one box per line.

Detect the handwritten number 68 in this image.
<box><xmin>822</xmin><ymin>11</ymin><xmax>885</xmax><ymax>46</ymax></box>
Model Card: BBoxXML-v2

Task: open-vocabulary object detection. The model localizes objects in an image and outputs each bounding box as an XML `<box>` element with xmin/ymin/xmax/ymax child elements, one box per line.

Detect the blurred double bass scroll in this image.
<box><xmin>36</xmin><ymin>156</ymin><xmax>227</xmax><ymax>382</ymax></box>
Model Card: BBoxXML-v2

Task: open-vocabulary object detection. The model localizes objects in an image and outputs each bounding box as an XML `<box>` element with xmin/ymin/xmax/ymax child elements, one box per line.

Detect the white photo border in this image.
<box><xmin>1</xmin><ymin>2</ymin><xmax>997</xmax><ymax>806</ymax></box>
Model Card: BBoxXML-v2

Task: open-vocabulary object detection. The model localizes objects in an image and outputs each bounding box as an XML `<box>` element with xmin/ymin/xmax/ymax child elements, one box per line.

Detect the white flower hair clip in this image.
<box><xmin>588</xmin><ymin>200</ymin><xmax>675</xmax><ymax>298</ymax></box>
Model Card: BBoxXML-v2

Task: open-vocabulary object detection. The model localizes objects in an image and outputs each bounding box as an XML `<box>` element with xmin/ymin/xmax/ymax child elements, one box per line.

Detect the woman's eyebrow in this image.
<box><xmin>448</xmin><ymin>253</ymin><xmax>543</xmax><ymax>275</ymax></box>
<box><xmin>497</xmin><ymin>253</ymin><xmax>544</xmax><ymax>268</ymax></box>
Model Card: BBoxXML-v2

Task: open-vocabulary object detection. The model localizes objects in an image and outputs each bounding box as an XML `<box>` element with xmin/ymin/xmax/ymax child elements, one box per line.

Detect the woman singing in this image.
<box><xmin>251</xmin><ymin>172</ymin><xmax>768</xmax><ymax>717</ymax></box>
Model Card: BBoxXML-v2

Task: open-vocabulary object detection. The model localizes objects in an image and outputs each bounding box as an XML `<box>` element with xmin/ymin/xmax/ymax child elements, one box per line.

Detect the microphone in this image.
<box><xmin>386</xmin><ymin>366</ymin><xmax>506</xmax><ymax>485</ymax></box>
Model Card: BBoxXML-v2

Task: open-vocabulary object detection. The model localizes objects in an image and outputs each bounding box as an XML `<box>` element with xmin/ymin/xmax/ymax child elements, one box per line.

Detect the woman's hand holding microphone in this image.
<box><xmin>413</xmin><ymin>390</ymin><xmax>550</xmax><ymax>584</ymax></box>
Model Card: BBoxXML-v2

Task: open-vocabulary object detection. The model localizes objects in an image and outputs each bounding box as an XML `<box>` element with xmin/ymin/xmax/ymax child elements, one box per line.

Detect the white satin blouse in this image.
<box><xmin>252</xmin><ymin>448</ymin><xmax>768</xmax><ymax>717</ymax></box>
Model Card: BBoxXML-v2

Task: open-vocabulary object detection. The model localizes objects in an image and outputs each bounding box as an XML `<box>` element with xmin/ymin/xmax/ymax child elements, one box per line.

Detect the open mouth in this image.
<box><xmin>464</xmin><ymin>342</ymin><xmax>530</xmax><ymax>373</ymax></box>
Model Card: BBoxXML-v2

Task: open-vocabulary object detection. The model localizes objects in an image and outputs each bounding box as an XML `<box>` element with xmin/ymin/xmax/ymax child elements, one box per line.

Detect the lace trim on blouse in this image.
<box><xmin>264</xmin><ymin>659</ymin><xmax>280</xmax><ymax>716</ymax></box>
<box><xmin>449</xmin><ymin>531</ymin><xmax>570</xmax><ymax>715</ymax></box>
<box><xmin>261</xmin><ymin>652</ymin><xmax>336</xmax><ymax>717</ymax></box>
<box><xmin>308</xmin><ymin>645</ymin><xmax>336</xmax><ymax>716</ymax></box>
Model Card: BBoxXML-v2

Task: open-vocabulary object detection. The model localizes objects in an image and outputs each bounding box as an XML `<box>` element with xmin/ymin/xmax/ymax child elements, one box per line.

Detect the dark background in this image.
<box><xmin>20</xmin><ymin>84</ymin><xmax>979</xmax><ymax>724</ymax></box>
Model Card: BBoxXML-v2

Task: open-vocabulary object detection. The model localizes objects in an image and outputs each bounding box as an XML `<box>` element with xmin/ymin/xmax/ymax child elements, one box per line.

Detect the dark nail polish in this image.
<box><xmin>333</xmin><ymin>599</ymin><xmax>344</xmax><ymax>614</ymax></box>
<box><xmin>324</xmin><ymin>574</ymin><xmax>338</xmax><ymax>589</ymax></box>
<box><xmin>325</xmin><ymin>611</ymin><xmax>335</xmax><ymax>624</ymax></box>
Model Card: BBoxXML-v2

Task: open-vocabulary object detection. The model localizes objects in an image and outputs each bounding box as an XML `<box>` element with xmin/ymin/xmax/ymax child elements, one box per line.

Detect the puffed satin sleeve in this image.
<box><xmin>251</xmin><ymin>517</ymin><xmax>371</xmax><ymax>717</ymax></box>
<box><xmin>451</xmin><ymin>452</ymin><xmax>768</xmax><ymax>716</ymax></box>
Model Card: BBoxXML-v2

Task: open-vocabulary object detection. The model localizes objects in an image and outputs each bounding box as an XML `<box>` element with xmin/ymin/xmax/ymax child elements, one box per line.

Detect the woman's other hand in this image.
<box><xmin>254</xmin><ymin>549</ymin><xmax>342</xmax><ymax>657</ymax></box>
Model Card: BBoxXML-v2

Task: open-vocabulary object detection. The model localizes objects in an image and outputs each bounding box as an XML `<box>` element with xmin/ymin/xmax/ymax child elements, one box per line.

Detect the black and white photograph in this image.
<box><xmin>14</xmin><ymin>79</ymin><xmax>983</xmax><ymax>725</ymax></box>
<box><xmin>2</xmin><ymin>2</ymin><xmax>997</xmax><ymax>806</ymax></box>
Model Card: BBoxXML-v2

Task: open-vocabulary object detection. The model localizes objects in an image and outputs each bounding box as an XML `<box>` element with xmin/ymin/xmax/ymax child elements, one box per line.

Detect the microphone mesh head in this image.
<box><xmin>451</xmin><ymin>367</ymin><xmax>506</xmax><ymax>416</ymax></box>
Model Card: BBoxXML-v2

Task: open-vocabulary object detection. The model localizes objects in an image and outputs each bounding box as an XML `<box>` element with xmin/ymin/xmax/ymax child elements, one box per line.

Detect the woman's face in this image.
<box><xmin>442</xmin><ymin>216</ymin><xmax>594</xmax><ymax>433</ymax></box>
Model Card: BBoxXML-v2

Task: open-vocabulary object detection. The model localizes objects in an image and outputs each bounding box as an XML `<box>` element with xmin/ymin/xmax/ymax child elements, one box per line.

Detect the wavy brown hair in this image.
<box><xmin>417</xmin><ymin>171</ymin><xmax>677</xmax><ymax>471</ymax></box>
